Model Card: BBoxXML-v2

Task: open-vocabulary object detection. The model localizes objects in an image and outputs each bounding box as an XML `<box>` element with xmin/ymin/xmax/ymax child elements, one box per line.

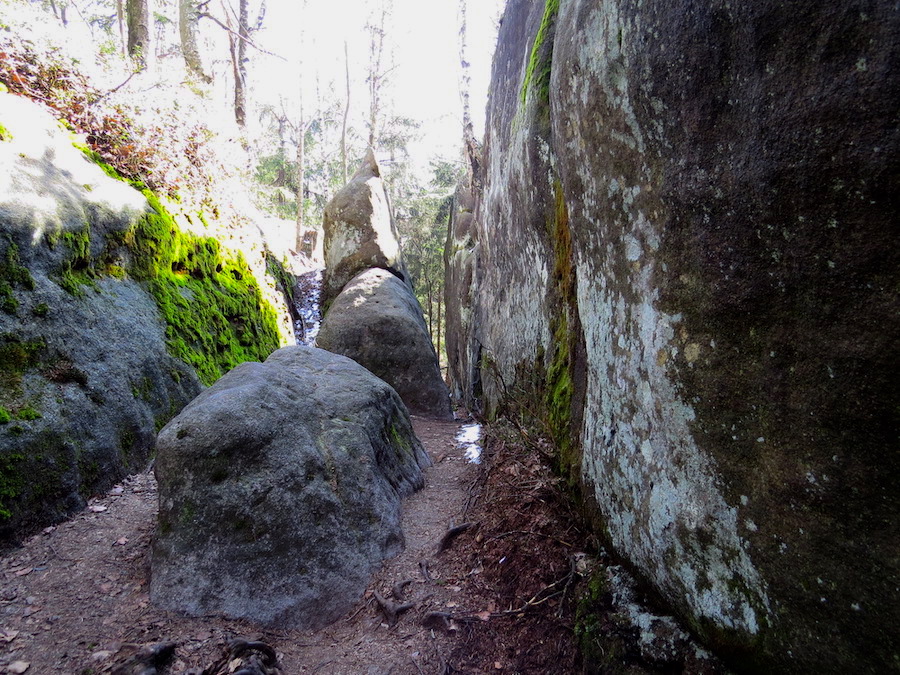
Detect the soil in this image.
<box><xmin>0</xmin><ymin>417</ymin><xmax>726</xmax><ymax>675</ymax></box>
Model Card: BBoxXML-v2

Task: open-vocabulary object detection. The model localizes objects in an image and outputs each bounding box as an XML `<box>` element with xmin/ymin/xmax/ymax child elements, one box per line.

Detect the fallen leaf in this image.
<box><xmin>88</xmin><ymin>505</ymin><xmax>108</xmax><ymax>513</ymax></box>
<box><xmin>446</xmin><ymin>601</ymin><xmax>458</xmax><ymax>608</ymax></box>
<box><xmin>41</xmin><ymin>526</ymin><xmax>55</xmax><ymax>535</ymax></box>
<box><xmin>109</xmin><ymin>486</ymin><xmax>124</xmax><ymax>496</ymax></box>
<box><xmin>476</xmin><ymin>611</ymin><xmax>491</xmax><ymax>621</ymax></box>
<box><xmin>113</xmin><ymin>537</ymin><xmax>128</xmax><ymax>546</ymax></box>
<box><xmin>494</xmin><ymin>662</ymin><xmax>502</xmax><ymax>670</ymax></box>
<box><xmin>14</xmin><ymin>568</ymin><xmax>32</xmax><ymax>577</ymax></box>
<box><xmin>8</xmin><ymin>661</ymin><xmax>30</xmax><ymax>673</ymax></box>
<box><xmin>0</xmin><ymin>629</ymin><xmax>19</xmax><ymax>642</ymax></box>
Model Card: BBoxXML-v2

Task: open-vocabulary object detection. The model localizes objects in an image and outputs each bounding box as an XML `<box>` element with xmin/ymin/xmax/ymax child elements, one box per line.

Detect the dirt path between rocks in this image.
<box><xmin>0</xmin><ymin>417</ymin><xmax>725</xmax><ymax>675</ymax></box>
<box><xmin>0</xmin><ymin>418</ymin><xmax>527</xmax><ymax>674</ymax></box>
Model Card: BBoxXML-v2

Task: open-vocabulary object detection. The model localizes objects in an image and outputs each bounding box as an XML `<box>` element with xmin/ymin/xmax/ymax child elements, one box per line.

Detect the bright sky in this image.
<box><xmin>255</xmin><ymin>0</ymin><xmax>505</xmax><ymax>170</ymax></box>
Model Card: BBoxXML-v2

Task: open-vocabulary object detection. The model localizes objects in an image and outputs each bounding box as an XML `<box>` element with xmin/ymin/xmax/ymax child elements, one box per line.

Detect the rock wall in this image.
<box><xmin>446</xmin><ymin>0</ymin><xmax>899</xmax><ymax>670</ymax></box>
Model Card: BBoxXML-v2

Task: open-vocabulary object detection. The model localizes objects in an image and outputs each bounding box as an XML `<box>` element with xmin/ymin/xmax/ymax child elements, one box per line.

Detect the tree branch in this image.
<box><xmin>199</xmin><ymin>11</ymin><xmax>286</xmax><ymax>60</ymax></box>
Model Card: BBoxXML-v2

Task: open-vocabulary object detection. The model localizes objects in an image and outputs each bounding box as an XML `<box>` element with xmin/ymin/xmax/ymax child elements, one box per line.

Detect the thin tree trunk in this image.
<box><xmin>437</xmin><ymin>296</ymin><xmax>442</xmax><ymax>360</ymax></box>
<box><xmin>117</xmin><ymin>0</ymin><xmax>127</xmax><ymax>55</ymax></box>
<box><xmin>428</xmin><ymin>287</ymin><xmax>434</xmax><ymax>343</ymax></box>
<box><xmin>459</xmin><ymin>0</ymin><xmax>471</xmax><ymax>134</ymax></box>
<box><xmin>366</xmin><ymin>5</ymin><xmax>388</xmax><ymax>149</ymax></box>
<box><xmin>341</xmin><ymin>41</ymin><xmax>350</xmax><ymax>185</ymax></box>
<box><xmin>295</xmin><ymin>72</ymin><xmax>307</xmax><ymax>254</ymax></box>
<box><xmin>234</xmin><ymin>0</ymin><xmax>249</xmax><ymax>127</ymax></box>
<box><xmin>126</xmin><ymin>0</ymin><xmax>152</xmax><ymax>69</ymax></box>
<box><xmin>180</xmin><ymin>0</ymin><xmax>211</xmax><ymax>83</ymax></box>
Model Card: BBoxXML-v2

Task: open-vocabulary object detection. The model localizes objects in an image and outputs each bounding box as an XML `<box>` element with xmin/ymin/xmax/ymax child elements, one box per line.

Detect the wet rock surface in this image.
<box><xmin>151</xmin><ymin>345</ymin><xmax>430</xmax><ymax>629</ymax></box>
<box><xmin>317</xmin><ymin>268</ymin><xmax>451</xmax><ymax>419</ymax></box>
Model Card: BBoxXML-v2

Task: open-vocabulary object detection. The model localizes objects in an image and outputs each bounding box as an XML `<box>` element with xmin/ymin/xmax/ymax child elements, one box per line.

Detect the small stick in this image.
<box><xmin>419</xmin><ymin>559</ymin><xmax>432</xmax><ymax>582</ymax></box>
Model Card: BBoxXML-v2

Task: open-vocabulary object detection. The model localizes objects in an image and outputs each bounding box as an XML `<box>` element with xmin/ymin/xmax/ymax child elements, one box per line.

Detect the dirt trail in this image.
<box><xmin>0</xmin><ymin>416</ymin><xmax>724</xmax><ymax>675</ymax></box>
<box><xmin>0</xmin><ymin>417</ymin><xmax>492</xmax><ymax>674</ymax></box>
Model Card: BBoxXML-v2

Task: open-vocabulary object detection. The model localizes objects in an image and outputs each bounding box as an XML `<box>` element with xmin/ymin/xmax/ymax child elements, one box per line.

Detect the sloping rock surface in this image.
<box><xmin>317</xmin><ymin>268</ymin><xmax>451</xmax><ymax>419</ymax></box>
<box><xmin>445</xmin><ymin>0</ymin><xmax>899</xmax><ymax>671</ymax></box>
<box><xmin>0</xmin><ymin>92</ymin><xmax>201</xmax><ymax>539</ymax></box>
<box><xmin>151</xmin><ymin>345</ymin><xmax>431</xmax><ymax>628</ymax></box>
<box><xmin>322</xmin><ymin>149</ymin><xmax>406</xmax><ymax>304</ymax></box>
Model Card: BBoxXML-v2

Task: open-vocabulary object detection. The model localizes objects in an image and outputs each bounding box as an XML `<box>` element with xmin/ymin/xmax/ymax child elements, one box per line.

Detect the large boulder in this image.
<box><xmin>317</xmin><ymin>268</ymin><xmax>451</xmax><ymax>419</ymax></box>
<box><xmin>0</xmin><ymin>92</ymin><xmax>201</xmax><ymax>539</ymax></box>
<box><xmin>322</xmin><ymin>149</ymin><xmax>407</xmax><ymax>304</ymax></box>
<box><xmin>150</xmin><ymin>345</ymin><xmax>431</xmax><ymax>628</ymax></box>
<box><xmin>446</xmin><ymin>0</ymin><xmax>899</xmax><ymax>671</ymax></box>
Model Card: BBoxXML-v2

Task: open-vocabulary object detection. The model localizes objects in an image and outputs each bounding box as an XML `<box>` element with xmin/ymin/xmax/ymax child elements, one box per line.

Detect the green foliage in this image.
<box><xmin>0</xmin><ymin>241</ymin><xmax>35</xmax><ymax>314</ymax></box>
<box><xmin>521</xmin><ymin>0</ymin><xmax>560</xmax><ymax>105</ymax></box>
<box><xmin>32</xmin><ymin>303</ymin><xmax>49</xmax><ymax>317</ymax></box>
<box><xmin>0</xmin><ymin>122</ymin><xmax>11</xmax><ymax>141</ymax></box>
<box><xmin>0</xmin><ymin>407</ymin><xmax>9</xmax><ymax>424</ymax></box>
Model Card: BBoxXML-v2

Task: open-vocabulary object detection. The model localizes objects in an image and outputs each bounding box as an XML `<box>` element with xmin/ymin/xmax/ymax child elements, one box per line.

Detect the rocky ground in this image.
<box><xmin>0</xmin><ymin>417</ymin><xmax>726</xmax><ymax>674</ymax></box>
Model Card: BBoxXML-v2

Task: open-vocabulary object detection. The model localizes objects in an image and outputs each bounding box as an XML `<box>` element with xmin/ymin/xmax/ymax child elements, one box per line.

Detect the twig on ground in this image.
<box><xmin>419</xmin><ymin>559</ymin><xmax>431</xmax><ymax>582</ymax></box>
<box><xmin>486</xmin><ymin>530</ymin><xmax>573</xmax><ymax>547</ymax></box>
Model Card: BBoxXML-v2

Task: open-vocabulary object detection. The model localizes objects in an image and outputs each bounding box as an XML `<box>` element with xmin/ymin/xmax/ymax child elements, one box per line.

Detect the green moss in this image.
<box><xmin>0</xmin><ymin>451</ymin><xmax>26</xmax><ymax>520</ymax></box>
<box><xmin>0</xmin><ymin>407</ymin><xmax>9</xmax><ymax>424</ymax></box>
<box><xmin>389</xmin><ymin>422</ymin><xmax>413</xmax><ymax>456</ymax></box>
<box><xmin>57</xmin><ymin>226</ymin><xmax>98</xmax><ymax>296</ymax></box>
<box><xmin>32</xmin><ymin>303</ymin><xmax>49</xmax><ymax>317</ymax></box>
<box><xmin>1</xmin><ymin>241</ymin><xmax>35</xmax><ymax>314</ymax></box>
<box><xmin>16</xmin><ymin>406</ymin><xmax>41</xmax><ymax>421</ymax></box>
<box><xmin>521</xmin><ymin>0</ymin><xmax>560</xmax><ymax>105</ymax></box>
<box><xmin>69</xmin><ymin>148</ymin><xmax>282</xmax><ymax>386</ymax></box>
<box><xmin>545</xmin><ymin>181</ymin><xmax>581</xmax><ymax>481</ymax></box>
<box><xmin>0</xmin><ymin>334</ymin><xmax>46</xmax><ymax>393</ymax></box>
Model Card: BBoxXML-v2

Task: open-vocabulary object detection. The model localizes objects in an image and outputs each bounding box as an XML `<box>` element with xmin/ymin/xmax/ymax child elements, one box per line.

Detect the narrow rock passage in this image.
<box><xmin>0</xmin><ymin>416</ymin><xmax>480</xmax><ymax>673</ymax></box>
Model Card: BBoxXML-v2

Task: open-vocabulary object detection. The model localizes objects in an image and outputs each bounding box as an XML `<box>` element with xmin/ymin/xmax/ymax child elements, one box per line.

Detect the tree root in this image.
<box><xmin>201</xmin><ymin>639</ymin><xmax>282</xmax><ymax>675</ymax></box>
<box><xmin>419</xmin><ymin>559</ymin><xmax>432</xmax><ymax>582</ymax></box>
<box><xmin>373</xmin><ymin>590</ymin><xmax>415</xmax><ymax>627</ymax></box>
<box><xmin>436</xmin><ymin>522</ymin><xmax>477</xmax><ymax>554</ymax></box>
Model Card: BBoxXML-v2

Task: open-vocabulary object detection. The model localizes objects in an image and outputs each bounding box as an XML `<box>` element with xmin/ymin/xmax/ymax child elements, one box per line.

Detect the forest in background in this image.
<box><xmin>0</xmin><ymin>0</ymin><xmax>490</xmax><ymax>359</ymax></box>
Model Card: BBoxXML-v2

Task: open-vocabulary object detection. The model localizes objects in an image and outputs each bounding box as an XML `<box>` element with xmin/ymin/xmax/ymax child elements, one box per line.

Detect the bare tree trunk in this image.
<box><xmin>366</xmin><ymin>3</ymin><xmax>389</xmax><ymax>149</ymax></box>
<box><xmin>428</xmin><ymin>286</ymin><xmax>434</xmax><ymax>343</ymax></box>
<box><xmin>179</xmin><ymin>0</ymin><xmax>211</xmax><ymax>83</ymax></box>
<box><xmin>126</xmin><ymin>0</ymin><xmax>152</xmax><ymax>69</ymax></box>
<box><xmin>295</xmin><ymin>72</ymin><xmax>307</xmax><ymax>254</ymax></box>
<box><xmin>117</xmin><ymin>0</ymin><xmax>127</xmax><ymax>55</ymax></box>
<box><xmin>437</xmin><ymin>295</ymin><xmax>442</xmax><ymax>360</ymax></box>
<box><xmin>341</xmin><ymin>41</ymin><xmax>350</xmax><ymax>185</ymax></box>
<box><xmin>459</xmin><ymin>0</ymin><xmax>471</xmax><ymax>135</ymax></box>
<box><xmin>234</xmin><ymin>0</ymin><xmax>249</xmax><ymax>127</ymax></box>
